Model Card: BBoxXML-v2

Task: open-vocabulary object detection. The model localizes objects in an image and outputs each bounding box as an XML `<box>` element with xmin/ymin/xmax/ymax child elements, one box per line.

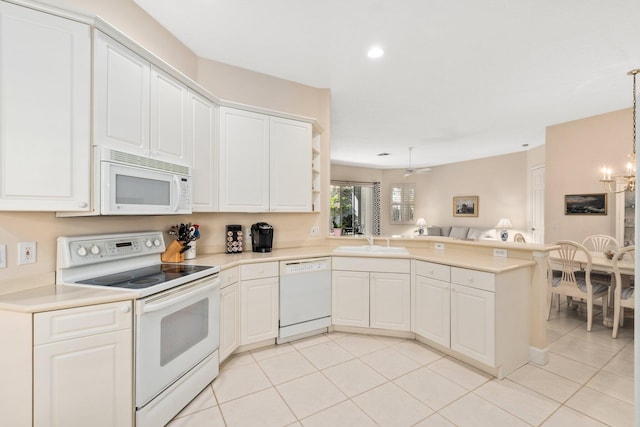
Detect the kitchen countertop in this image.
<box><xmin>0</xmin><ymin>242</ymin><xmax>543</xmax><ymax>313</ymax></box>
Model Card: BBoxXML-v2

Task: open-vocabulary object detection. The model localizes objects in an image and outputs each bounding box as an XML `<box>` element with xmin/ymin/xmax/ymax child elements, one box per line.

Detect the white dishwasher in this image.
<box><xmin>278</xmin><ymin>257</ymin><xmax>332</xmax><ymax>344</ymax></box>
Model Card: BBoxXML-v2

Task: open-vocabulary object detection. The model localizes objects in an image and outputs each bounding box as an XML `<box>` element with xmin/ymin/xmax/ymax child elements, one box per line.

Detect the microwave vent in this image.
<box><xmin>108</xmin><ymin>149</ymin><xmax>190</xmax><ymax>175</ymax></box>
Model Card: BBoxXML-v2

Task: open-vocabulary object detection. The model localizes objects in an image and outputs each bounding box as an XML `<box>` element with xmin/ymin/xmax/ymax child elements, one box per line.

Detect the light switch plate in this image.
<box><xmin>434</xmin><ymin>242</ymin><xmax>445</xmax><ymax>250</ymax></box>
<box><xmin>493</xmin><ymin>248</ymin><xmax>508</xmax><ymax>257</ymax></box>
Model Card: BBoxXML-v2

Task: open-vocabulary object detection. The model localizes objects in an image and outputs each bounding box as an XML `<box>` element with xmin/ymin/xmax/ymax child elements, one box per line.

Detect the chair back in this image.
<box><xmin>612</xmin><ymin>245</ymin><xmax>635</xmax><ymax>285</ymax></box>
<box><xmin>551</xmin><ymin>240</ymin><xmax>592</xmax><ymax>286</ymax></box>
<box><xmin>582</xmin><ymin>234</ymin><xmax>620</xmax><ymax>254</ymax></box>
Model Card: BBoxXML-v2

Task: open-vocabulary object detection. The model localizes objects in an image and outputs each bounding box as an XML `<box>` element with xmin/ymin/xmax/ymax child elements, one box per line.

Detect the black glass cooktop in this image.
<box><xmin>76</xmin><ymin>264</ymin><xmax>215</xmax><ymax>290</ymax></box>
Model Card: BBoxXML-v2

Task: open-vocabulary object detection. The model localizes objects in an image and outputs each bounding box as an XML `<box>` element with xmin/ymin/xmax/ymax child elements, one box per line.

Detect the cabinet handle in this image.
<box><xmin>78</xmin><ymin>202</ymin><xmax>88</xmax><ymax>208</ymax></box>
<box><xmin>121</xmin><ymin>305</ymin><xmax>131</xmax><ymax>313</ymax></box>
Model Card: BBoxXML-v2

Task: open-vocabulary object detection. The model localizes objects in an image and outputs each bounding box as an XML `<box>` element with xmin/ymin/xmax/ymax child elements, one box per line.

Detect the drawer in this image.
<box><xmin>219</xmin><ymin>266</ymin><xmax>239</xmax><ymax>288</ymax></box>
<box><xmin>34</xmin><ymin>301</ymin><xmax>132</xmax><ymax>346</ymax></box>
<box><xmin>415</xmin><ymin>261</ymin><xmax>450</xmax><ymax>282</ymax></box>
<box><xmin>451</xmin><ymin>267</ymin><xmax>495</xmax><ymax>292</ymax></box>
<box><xmin>332</xmin><ymin>257</ymin><xmax>411</xmax><ymax>273</ymax></box>
<box><xmin>240</xmin><ymin>261</ymin><xmax>279</xmax><ymax>280</ymax></box>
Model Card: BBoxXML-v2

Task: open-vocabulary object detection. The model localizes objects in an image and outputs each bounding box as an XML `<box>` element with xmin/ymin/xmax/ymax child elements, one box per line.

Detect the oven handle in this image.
<box><xmin>139</xmin><ymin>279</ymin><xmax>219</xmax><ymax>314</ymax></box>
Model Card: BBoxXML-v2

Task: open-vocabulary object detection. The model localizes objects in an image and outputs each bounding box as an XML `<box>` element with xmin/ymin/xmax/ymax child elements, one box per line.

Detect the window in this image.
<box><xmin>390</xmin><ymin>183</ymin><xmax>415</xmax><ymax>224</ymax></box>
<box><xmin>330</xmin><ymin>182</ymin><xmax>376</xmax><ymax>235</ymax></box>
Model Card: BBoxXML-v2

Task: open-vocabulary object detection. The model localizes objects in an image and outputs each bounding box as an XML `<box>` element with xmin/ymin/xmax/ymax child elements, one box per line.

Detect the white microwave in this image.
<box><xmin>98</xmin><ymin>147</ymin><xmax>192</xmax><ymax>215</ymax></box>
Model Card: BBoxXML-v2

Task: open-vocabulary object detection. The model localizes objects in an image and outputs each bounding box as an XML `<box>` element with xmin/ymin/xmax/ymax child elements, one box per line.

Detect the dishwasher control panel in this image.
<box><xmin>281</xmin><ymin>257</ymin><xmax>331</xmax><ymax>275</ymax></box>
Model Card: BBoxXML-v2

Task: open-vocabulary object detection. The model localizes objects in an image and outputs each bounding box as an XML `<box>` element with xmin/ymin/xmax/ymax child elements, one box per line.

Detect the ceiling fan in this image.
<box><xmin>404</xmin><ymin>147</ymin><xmax>431</xmax><ymax>176</ymax></box>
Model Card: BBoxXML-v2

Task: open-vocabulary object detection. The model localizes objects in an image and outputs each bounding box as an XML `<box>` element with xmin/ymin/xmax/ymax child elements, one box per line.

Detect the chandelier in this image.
<box><xmin>600</xmin><ymin>69</ymin><xmax>638</xmax><ymax>194</ymax></box>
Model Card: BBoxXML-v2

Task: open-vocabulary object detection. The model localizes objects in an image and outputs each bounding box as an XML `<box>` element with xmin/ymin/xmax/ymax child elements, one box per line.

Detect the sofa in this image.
<box><xmin>426</xmin><ymin>225</ymin><xmax>499</xmax><ymax>241</ymax></box>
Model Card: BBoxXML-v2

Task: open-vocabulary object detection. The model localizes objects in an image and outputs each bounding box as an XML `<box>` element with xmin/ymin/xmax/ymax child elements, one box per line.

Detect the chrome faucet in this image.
<box><xmin>364</xmin><ymin>234</ymin><xmax>375</xmax><ymax>246</ymax></box>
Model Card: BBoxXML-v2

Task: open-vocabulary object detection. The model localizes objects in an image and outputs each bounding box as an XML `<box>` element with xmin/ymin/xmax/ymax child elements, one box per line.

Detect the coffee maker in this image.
<box><xmin>251</xmin><ymin>222</ymin><xmax>274</xmax><ymax>252</ymax></box>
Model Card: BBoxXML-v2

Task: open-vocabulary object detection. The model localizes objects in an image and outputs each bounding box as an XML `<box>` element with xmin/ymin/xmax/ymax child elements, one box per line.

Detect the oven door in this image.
<box><xmin>135</xmin><ymin>275</ymin><xmax>220</xmax><ymax>408</ymax></box>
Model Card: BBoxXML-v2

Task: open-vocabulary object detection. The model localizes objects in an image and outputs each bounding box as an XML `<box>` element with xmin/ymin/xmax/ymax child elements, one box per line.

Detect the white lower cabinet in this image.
<box><xmin>27</xmin><ymin>301</ymin><xmax>133</xmax><ymax>427</ymax></box>
<box><xmin>332</xmin><ymin>257</ymin><xmax>411</xmax><ymax>331</ymax></box>
<box><xmin>414</xmin><ymin>275</ymin><xmax>450</xmax><ymax>347</ymax></box>
<box><xmin>240</xmin><ymin>262</ymin><xmax>279</xmax><ymax>345</ymax></box>
<box><xmin>219</xmin><ymin>267</ymin><xmax>239</xmax><ymax>362</ymax></box>
<box><xmin>450</xmin><ymin>283</ymin><xmax>495</xmax><ymax>366</ymax></box>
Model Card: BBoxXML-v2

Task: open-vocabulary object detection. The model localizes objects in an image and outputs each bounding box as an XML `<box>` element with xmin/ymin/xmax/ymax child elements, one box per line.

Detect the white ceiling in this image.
<box><xmin>134</xmin><ymin>0</ymin><xmax>640</xmax><ymax>169</ymax></box>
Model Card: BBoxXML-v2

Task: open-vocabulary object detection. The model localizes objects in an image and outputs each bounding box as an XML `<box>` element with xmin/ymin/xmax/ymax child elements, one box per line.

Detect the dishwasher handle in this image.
<box><xmin>280</xmin><ymin>257</ymin><xmax>331</xmax><ymax>275</ymax></box>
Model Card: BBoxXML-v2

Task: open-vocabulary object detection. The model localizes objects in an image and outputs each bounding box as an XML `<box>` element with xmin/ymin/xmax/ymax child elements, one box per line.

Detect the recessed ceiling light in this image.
<box><xmin>522</xmin><ymin>144</ymin><xmax>529</xmax><ymax>147</ymax></box>
<box><xmin>367</xmin><ymin>46</ymin><xmax>384</xmax><ymax>59</ymax></box>
<box><xmin>377</xmin><ymin>152</ymin><xmax>390</xmax><ymax>156</ymax></box>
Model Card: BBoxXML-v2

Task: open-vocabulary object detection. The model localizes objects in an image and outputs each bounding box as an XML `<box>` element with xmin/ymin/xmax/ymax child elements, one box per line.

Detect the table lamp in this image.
<box><xmin>495</xmin><ymin>218</ymin><xmax>512</xmax><ymax>241</ymax></box>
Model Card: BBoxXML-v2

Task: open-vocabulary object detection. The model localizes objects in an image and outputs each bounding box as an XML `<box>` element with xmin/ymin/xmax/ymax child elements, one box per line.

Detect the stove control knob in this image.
<box><xmin>90</xmin><ymin>245</ymin><xmax>100</xmax><ymax>255</ymax></box>
<box><xmin>145</xmin><ymin>240</ymin><xmax>153</xmax><ymax>248</ymax></box>
<box><xmin>153</xmin><ymin>239</ymin><xmax>161</xmax><ymax>247</ymax></box>
<box><xmin>77</xmin><ymin>246</ymin><xmax>87</xmax><ymax>257</ymax></box>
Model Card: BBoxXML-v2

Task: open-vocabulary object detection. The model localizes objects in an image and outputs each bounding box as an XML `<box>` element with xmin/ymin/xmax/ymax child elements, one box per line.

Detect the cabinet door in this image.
<box><xmin>34</xmin><ymin>330</ymin><xmax>132</xmax><ymax>427</ymax></box>
<box><xmin>450</xmin><ymin>283</ymin><xmax>495</xmax><ymax>366</ymax></box>
<box><xmin>94</xmin><ymin>30</ymin><xmax>150</xmax><ymax>154</ymax></box>
<box><xmin>0</xmin><ymin>2</ymin><xmax>90</xmax><ymax>211</ymax></box>
<box><xmin>220</xmin><ymin>282</ymin><xmax>240</xmax><ymax>362</ymax></box>
<box><xmin>331</xmin><ymin>271</ymin><xmax>370</xmax><ymax>327</ymax></box>
<box><xmin>219</xmin><ymin>107</ymin><xmax>270</xmax><ymax>212</ymax></box>
<box><xmin>269</xmin><ymin>116</ymin><xmax>312</xmax><ymax>212</ymax></box>
<box><xmin>240</xmin><ymin>277</ymin><xmax>279</xmax><ymax>345</ymax></box>
<box><xmin>370</xmin><ymin>272</ymin><xmax>411</xmax><ymax>331</ymax></box>
<box><xmin>414</xmin><ymin>275</ymin><xmax>450</xmax><ymax>347</ymax></box>
<box><xmin>150</xmin><ymin>66</ymin><xmax>191</xmax><ymax>165</ymax></box>
<box><xmin>190</xmin><ymin>91</ymin><xmax>218</xmax><ymax>211</ymax></box>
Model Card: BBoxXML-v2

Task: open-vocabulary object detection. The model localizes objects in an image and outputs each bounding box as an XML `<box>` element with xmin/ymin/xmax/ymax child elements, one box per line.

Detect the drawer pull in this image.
<box><xmin>121</xmin><ymin>306</ymin><xmax>131</xmax><ymax>313</ymax></box>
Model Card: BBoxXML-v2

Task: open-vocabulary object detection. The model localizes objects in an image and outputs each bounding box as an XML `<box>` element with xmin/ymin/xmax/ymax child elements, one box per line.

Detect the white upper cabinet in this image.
<box><xmin>218</xmin><ymin>107</ymin><xmax>313</xmax><ymax>212</ymax></box>
<box><xmin>219</xmin><ymin>107</ymin><xmax>271</xmax><ymax>212</ymax></box>
<box><xmin>269</xmin><ymin>116</ymin><xmax>312</xmax><ymax>212</ymax></box>
<box><xmin>0</xmin><ymin>1</ymin><xmax>91</xmax><ymax>211</ymax></box>
<box><xmin>94</xmin><ymin>31</ymin><xmax>191</xmax><ymax>166</ymax></box>
<box><xmin>190</xmin><ymin>90</ymin><xmax>219</xmax><ymax>211</ymax></box>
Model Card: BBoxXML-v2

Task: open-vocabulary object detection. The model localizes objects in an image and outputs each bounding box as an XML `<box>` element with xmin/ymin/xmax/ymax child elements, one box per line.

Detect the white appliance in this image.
<box><xmin>57</xmin><ymin>232</ymin><xmax>220</xmax><ymax>427</ymax></box>
<box><xmin>278</xmin><ymin>257</ymin><xmax>332</xmax><ymax>343</ymax></box>
<box><xmin>97</xmin><ymin>146</ymin><xmax>192</xmax><ymax>215</ymax></box>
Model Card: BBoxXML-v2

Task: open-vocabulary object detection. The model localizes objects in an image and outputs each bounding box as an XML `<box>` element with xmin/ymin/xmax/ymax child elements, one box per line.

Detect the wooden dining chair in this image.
<box><xmin>612</xmin><ymin>245</ymin><xmax>635</xmax><ymax>338</ymax></box>
<box><xmin>547</xmin><ymin>240</ymin><xmax>609</xmax><ymax>331</ymax></box>
<box><xmin>581</xmin><ymin>234</ymin><xmax>620</xmax><ymax>289</ymax></box>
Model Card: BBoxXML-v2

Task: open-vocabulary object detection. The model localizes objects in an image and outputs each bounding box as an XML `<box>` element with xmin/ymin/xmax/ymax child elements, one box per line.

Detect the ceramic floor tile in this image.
<box><xmin>540</xmin><ymin>406</ymin><xmax>608</xmax><ymax>427</ymax></box>
<box><xmin>440</xmin><ymin>392</ymin><xmax>530</xmax><ymax>427</ymax></box>
<box><xmin>212</xmin><ymin>362</ymin><xmax>272</xmax><ymax>403</ymax></box>
<box><xmin>220</xmin><ymin>351</ymin><xmax>255</xmax><ymax>370</ymax></box>
<box><xmin>473</xmin><ymin>378</ymin><xmax>560</xmax><ymax>425</ymax></box>
<box><xmin>250</xmin><ymin>342</ymin><xmax>296</xmax><ymax>361</ymax></box>
<box><xmin>300</xmin><ymin>400</ymin><xmax>377</xmax><ymax>427</ymax></box>
<box><xmin>393</xmin><ymin>340</ymin><xmax>445</xmax><ymax>365</ymax></box>
<box><xmin>550</xmin><ymin>333</ymin><xmax>620</xmax><ymax>368</ymax></box>
<box><xmin>173</xmin><ymin>385</ymin><xmax>217</xmax><ymax>418</ymax></box>
<box><xmin>565</xmin><ymin>386</ymin><xmax>635</xmax><ymax>427</ymax></box>
<box><xmin>426</xmin><ymin>357</ymin><xmax>491</xmax><ymax>391</ymax></box>
<box><xmin>586</xmin><ymin>370</ymin><xmax>634</xmax><ymax>404</ymax></box>
<box><xmin>393</xmin><ymin>366</ymin><xmax>467</xmax><ymax>411</ymax></box>
<box><xmin>167</xmin><ymin>406</ymin><xmax>225</xmax><ymax>427</ymax></box>
<box><xmin>538</xmin><ymin>353</ymin><xmax>599</xmax><ymax>384</ymax></box>
<box><xmin>566</xmin><ymin>321</ymin><xmax>632</xmax><ymax>350</ymax></box>
<box><xmin>219</xmin><ymin>388</ymin><xmax>296</xmax><ymax>427</ymax></box>
<box><xmin>360</xmin><ymin>346</ymin><xmax>421</xmax><ymax>380</ymax></box>
<box><xmin>298</xmin><ymin>340</ymin><xmax>354</xmax><ymax>369</ymax></box>
<box><xmin>601</xmin><ymin>350</ymin><xmax>635</xmax><ymax>379</ymax></box>
<box><xmin>276</xmin><ymin>372</ymin><xmax>347</xmax><ymax>419</ymax></box>
<box><xmin>322</xmin><ymin>358</ymin><xmax>387</xmax><ymax>398</ymax></box>
<box><xmin>370</xmin><ymin>334</ymin><xmax>408</xmax><ymax>346</ymax></box>
<box><xmin>333</xmin><ymin>333</ymin><xmax>387</xmax><ymax>356</ymax></box>
<box><xmin>290</xmin><ymin>333</ymin><xmax>331</xmax><ymax>350</ymax></box>
<box><xmin>507</xmin><ymin>364</ymin><xmax>581</xmax><ymax>403</ymax></box>
<box><xmin>257</xmin><ymin>350</ymin><xmax>316</xmax><ymax>385</ymax></box>
<box><xmin>413</xmin><ymin>413</ymin><xmax>456</xmax><ymax>427</ymax></box>
<box><xmin>352</xmin><ymin>382</ymin><xmax>433</xmax><ymax>427</ymax></box>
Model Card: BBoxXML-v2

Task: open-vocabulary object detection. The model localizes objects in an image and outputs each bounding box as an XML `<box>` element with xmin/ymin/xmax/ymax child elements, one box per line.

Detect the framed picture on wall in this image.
<box><xmin>564</xmin><ymin>193</ymin><xmax>607</xmax><ymax>215</ymax></box>
<box><xmin>453</xmin><ymin>196</ymin><xmax>479</xmax><ymax>217</ymax></box>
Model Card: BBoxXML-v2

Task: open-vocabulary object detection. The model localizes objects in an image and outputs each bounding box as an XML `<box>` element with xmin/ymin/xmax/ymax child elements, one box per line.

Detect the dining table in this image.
<box><xmin>549</xmin><ymin>250</ymin><xmax>635</xmax><ymax>327</ymax></box>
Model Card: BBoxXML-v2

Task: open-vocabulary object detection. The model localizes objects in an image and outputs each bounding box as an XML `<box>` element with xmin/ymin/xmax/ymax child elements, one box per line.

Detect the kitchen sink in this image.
<box><xmin>332</xmin><ymin>245</ymin><xmax>410</xmax><ymax>255</ymax></box>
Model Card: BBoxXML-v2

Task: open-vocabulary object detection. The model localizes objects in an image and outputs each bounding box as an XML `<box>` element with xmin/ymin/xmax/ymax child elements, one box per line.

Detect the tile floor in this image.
<box><xmin>168</xmin><ymin>305</ymin><xmax>635</xmax><ymax>426</ymax></box>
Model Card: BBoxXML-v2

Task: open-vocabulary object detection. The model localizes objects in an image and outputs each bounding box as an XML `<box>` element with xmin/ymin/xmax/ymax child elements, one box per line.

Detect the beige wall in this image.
<box><xmin>0</xmin><ymin>0</ymin><xmax>330</xmax><ymax>295</ymax></box>
<box><xmin>545</xmin><ymin>108</ymin><xmax>631</xmax><ymax>243</ymax></box>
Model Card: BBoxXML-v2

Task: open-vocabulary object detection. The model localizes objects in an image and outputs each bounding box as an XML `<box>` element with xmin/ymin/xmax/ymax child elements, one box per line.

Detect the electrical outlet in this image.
<box><xmin>0</xmin><ymin>244</ymin><xmax>6</xmax><ymax>268</ymax></box>
<box><xmin>18</xmin><ymin>242</ymin><xmax>36</xmax><ymax>265</ymax></box>
<box><xmin>493</xmin><ymin>248</ymin><xmax>508</xmax><ymax>258</ymax></box>
<box><xmin>434</xmin><ymin>242</ymin><xmax>445</xmax><ymax>250</ymax></box>
<box><xmin>310</xmin><ymin>226</ymin><xmax>320</xmax><ymax>236</ymax></box>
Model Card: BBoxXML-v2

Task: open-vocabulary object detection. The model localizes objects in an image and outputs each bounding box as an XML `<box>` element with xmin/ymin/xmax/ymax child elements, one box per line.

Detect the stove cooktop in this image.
<box><xmin>75</xmin><ymin>264</ymin><xmax>216</xmax><ymax>290</ymax></box>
